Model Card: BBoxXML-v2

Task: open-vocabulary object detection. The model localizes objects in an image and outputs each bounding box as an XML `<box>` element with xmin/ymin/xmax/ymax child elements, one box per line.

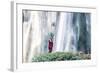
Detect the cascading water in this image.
<box><xmin>23</xmin><ymin>10</ymin><xmax>91</xmax><ymax>62</ymax></box>
<box><xmin>55</xmin><ymin>12</ymin><xmax>78</xmax><ymax>53</ymax></box>
<box><xmin>63</xmin><ymin>12</ymin><xmax>76</xmax><ymax>52</ymax></box>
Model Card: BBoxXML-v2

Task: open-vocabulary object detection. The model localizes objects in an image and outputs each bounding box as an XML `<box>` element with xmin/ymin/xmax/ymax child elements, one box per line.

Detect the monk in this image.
<box><xmin>48</xmin><ymin>38</ymin><xmax>53</xmax><ymax>53</ymax></box>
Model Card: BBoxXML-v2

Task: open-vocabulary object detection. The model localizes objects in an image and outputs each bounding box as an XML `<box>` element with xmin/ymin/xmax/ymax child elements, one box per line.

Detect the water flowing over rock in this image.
<box><xmin>22</xmin><ymin>10</ymin><xmax>91</xmax><ymax>62</ymax></box>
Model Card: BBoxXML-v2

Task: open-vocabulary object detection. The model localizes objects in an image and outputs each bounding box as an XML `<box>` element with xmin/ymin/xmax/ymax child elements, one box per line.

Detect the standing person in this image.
<box><xmin>48</xmin><ymin>38</ymin><xmax>53</xmax><ymax>53</ymax></box>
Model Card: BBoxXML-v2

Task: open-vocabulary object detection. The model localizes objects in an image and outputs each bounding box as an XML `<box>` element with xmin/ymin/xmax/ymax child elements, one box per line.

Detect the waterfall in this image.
<box><xmin>28</xmin><ymin>11</ymin><xmax>42</xmax><ymax>62</ymax></box>
<box><xmin>23</xmin><ymin>11</ymin><xmax>42</xmax><ymax>62</ymax></box>
<box><xmin>23</xmin><ymin>10</ymin><xmax>91</xmax><ymax>62</ymax></box>
<box><xmin>39</xmin><ymin>11</ymin><xmax>57</xmax><ymax>53</ymax></box>
<box><xmin>64</xmin><ymin>13</ymin><xmax>75</xmax><ymax>52</ymax></box>
<box><xmin>55</xmin><ymin>12</ymin><xmax>90</xmax><ymax>53</ymax></box>
<box><xmin>55</xmin><ymin>12</ymin><xmax>77</xmax><ymax>53</ymax></box>
<box><xmin>55</xmin><ymin>12</ymin><xmax>67</xmax><ymax>52</ymax></box>
<box><xmin>23</xmin><ymin>10</ymin><xmax>32</xmax><ymax>62</ymax></box>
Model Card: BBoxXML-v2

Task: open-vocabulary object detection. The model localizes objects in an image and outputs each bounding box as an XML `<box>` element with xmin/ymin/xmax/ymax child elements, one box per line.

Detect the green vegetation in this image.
<box><xmin>32</xmin><ymin>52</ymin><xmax>90</xmax><ymax>62</ymax></box>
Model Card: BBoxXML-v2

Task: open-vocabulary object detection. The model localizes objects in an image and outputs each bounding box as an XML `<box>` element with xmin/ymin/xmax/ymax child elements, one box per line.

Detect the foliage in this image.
<box><xmin>32</xmin><ymin>52</ymin><xmax>90</xmax><ymax>62</ymax></box>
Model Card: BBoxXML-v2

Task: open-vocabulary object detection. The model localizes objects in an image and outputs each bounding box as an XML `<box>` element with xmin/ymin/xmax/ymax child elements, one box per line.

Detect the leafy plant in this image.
<box><xmin>32</xmin><ymin>52</ymin><xmax>90</xmax><ymax>62</ymax></box>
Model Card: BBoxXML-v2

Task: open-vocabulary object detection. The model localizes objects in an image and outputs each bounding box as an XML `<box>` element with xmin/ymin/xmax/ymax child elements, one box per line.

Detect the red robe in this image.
<box><xmin>48</xmin><ymin>40</ymin><xmax>53</xmax><ymax>52</ymax></box>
